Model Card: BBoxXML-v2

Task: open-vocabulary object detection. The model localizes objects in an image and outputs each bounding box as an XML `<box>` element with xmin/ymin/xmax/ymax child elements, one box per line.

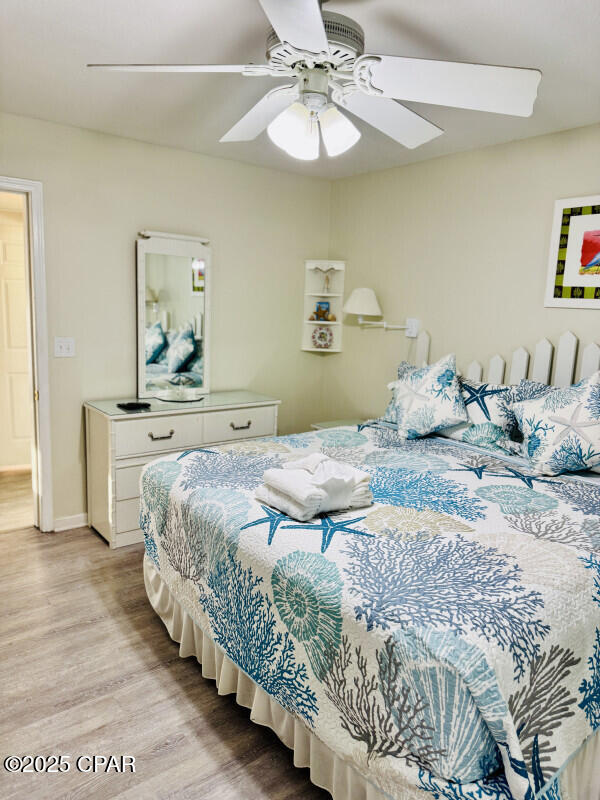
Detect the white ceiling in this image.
<box><xmin>1</xmin><ymin>0</ymin><xmax>599</xmax><ymax>179</ymax></box>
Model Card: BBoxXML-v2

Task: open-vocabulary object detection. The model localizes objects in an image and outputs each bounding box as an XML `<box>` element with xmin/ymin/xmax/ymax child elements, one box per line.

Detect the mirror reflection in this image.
<box><xmin>138</xmin><ymin>234</ymin><xmax>210</xmax><ymax>398</ymax></box>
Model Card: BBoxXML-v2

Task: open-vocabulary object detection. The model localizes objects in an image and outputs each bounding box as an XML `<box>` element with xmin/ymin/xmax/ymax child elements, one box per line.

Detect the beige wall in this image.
<box><xmin>0</xmin><ymin>112</ymin><xmax>331</xmax><ymax>522</ymax></box>
<box><xmin>326</xmin><ymin>123</ymin><xmax>600</xmax><ymax>422</ymax></box>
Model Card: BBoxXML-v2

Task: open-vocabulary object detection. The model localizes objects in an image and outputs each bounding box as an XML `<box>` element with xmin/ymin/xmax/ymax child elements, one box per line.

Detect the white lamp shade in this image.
<box><xmin>267</xmin><ymin>102</ymin><xmax>319</xmax><ymax>161</ymax></box>
<box><xmin>343</xmin><ymin>288</ymin><xmax>382</xmax><ymax>317</ymax></box>
<box><xmin>319</xmin><ymin>106</ymin><xmax>361</xmax><ymax>157</ymax></box>
<box><xmin>145</xmin><ymin>286</ymin><xmax>158</xmax><ymax>303</ymax></box>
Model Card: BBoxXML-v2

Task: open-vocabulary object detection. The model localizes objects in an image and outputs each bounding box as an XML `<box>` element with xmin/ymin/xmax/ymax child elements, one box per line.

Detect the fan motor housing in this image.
<box><xmin>266</xmin><ymin>12</ymin><xmax>365</xmax><ymax>71</ymax></box>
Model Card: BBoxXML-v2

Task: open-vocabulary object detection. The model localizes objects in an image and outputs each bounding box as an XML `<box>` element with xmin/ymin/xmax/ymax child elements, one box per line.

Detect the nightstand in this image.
<box><xmin>311</xmin><ymin>419</ymin><xmax>363</xmax><ymax>430</ymax></box>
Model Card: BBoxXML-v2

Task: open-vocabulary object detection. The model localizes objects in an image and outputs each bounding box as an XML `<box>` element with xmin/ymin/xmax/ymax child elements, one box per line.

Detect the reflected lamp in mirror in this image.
<box><xmin>343</xmin><ymin>288</ymin><xmax>420</xmax><ymax>338</ymax></box>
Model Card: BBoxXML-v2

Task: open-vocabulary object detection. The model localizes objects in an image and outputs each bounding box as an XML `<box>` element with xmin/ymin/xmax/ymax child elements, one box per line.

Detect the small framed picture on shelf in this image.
<box><xmin>315</xmin><ymin>300</ymin><xmax>330</xmax><ymax>319</ymax></box>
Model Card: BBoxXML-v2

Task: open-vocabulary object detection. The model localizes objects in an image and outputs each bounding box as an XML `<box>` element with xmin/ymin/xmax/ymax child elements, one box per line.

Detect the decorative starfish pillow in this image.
<box><xmin>512</xmin><ymin>371</ymin><xmax>600</xmax><ymax>475</ymax></box>
<box><xmin>380</xmin><ymin>361</ymin><xmax>420</xmax><ymax>424</ymax></box>
<box><xmin>388</xmin><ymin>354</ymin><xmax>467</xmax><ymax>440</ymax></box>
<box><xmin>440</xmin><ymin>378</ymin><xmax>518</xmax><ymax>453</ymax></box>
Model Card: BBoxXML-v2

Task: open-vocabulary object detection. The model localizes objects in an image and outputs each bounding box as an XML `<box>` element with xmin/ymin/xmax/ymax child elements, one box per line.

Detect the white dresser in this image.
<box><xmin>85</xmin><ymin>391</ymin><xmax>280</xmax><ymax>548</ymax></box>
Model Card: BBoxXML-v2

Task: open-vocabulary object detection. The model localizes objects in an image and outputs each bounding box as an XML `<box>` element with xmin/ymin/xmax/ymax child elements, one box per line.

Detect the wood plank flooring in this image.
<box><xmin>0</xmin><ymin>470</ymin><xmax>33</xmax><ymax>532</ymax></box>
<box><xmin>0</xmin><ymin>526</ymin><xmax>329</xmax><ymax>800</ymax></box>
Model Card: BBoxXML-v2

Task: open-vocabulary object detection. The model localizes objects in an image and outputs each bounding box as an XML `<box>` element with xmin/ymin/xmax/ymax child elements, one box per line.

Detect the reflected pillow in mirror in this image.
<box><xmin>145</xmin><ymin>322</ymin><xmax>167</xmax><ymax>364</ymax></box>
<box><xmin>167</xmin><ymin>325</ymin><xmax>196</xmax><ymax>373</ymax></box>
<box><xmin>188</xmin><ymin>355</ymin><xmax>204</xmax><ymax>380</ymax></box>
<box><xmin>155</xmin><ymin>331</ymin><xmax>176</xmax><ymax>365</ymax></box>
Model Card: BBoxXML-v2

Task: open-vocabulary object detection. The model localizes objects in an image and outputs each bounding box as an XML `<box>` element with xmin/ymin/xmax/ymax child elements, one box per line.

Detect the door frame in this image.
<box><xmin>0</xmin><ymin>176</ymin><xmax>53</xmax><ymax>531</ymax></box>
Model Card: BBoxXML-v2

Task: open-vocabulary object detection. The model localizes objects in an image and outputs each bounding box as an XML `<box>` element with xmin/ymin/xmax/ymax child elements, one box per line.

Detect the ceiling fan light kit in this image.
<box><xmin>266</xmin><ymin>67</ymin><xmax>361</xmax><ymax>160</ymax></box>
<box><xmin>88</xmin><ymin>0</ymin><xmax>542</xmax><ymax>163</ymax></box>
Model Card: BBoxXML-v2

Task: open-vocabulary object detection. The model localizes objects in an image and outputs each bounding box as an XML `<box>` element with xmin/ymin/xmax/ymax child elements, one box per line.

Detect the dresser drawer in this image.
<box><xmin>114</xmin><ymin>414</ymin><xmax>204</xmax><ymax>457</ymax></box>
<box><xmin>115</xmin><ymin>465</ymin><xmax>144</xmax><ymax>500</ymax></box>
<box><xmin>115</xmin><ymin>498</ymin><xmax>140</xmax><ymax>533</ymax></box>
<box><xmin>204</xmin><ymin>405</ymin><xmax>276</xmax><ymax>443</ymax></box>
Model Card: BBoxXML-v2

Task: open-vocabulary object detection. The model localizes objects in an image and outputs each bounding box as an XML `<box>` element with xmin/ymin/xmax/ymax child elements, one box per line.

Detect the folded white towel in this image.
<box><xmin>255</xmin><ymin>454</ymin><xmax>372</xmax><ymax>521</ymax></box>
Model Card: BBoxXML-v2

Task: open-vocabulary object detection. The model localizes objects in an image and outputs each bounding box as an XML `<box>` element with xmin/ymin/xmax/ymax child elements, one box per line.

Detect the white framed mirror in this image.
<box><xmin>137</xmin><ymin>231</ymin><xmax>211</xmax><ymax>399</ymax></box>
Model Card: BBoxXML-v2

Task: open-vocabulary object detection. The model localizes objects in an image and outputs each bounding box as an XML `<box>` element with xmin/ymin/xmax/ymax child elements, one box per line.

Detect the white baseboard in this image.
<box><xmin>0</xmin><ymin>464</ymin><xmax>31</xmax><ymax>473</ymax></box>
<box><xmin>54</xmin><ymin>513</ymin><xmax>88</xmax><ymax>532</ymax></box>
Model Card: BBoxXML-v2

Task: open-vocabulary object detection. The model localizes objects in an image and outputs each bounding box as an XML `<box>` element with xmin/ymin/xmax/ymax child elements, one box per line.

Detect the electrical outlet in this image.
<box><xmin>405</xmin><ymin>318</ymin><xmax>420</xmax><ymax>338</ymax></box>
<box><xmin>54</xmin><ymin>337</ymin><xmax>75</xmax><ymax>357</ymax></box>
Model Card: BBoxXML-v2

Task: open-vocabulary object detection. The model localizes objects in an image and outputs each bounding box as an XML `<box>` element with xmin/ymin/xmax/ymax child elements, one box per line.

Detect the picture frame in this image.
<box><xmin>191</xmin><ymin>258</ymin><xmax>205</xmax><ymax>294</ymax></box>
<box><xmin>544</xmin><ymin>195</ymin><xmax>600</xmax><ymax>308</ymax></box>
<box><xmin>315</xmin><ymin>300</ymin><xmax>330</xmax><ymax>319</ymax></box>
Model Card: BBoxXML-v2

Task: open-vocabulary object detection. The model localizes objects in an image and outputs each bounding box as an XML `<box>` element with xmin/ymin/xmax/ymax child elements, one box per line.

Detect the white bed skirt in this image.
<box><xmin>143</xmin><ymin>556</ymin><xmax>600</xmax><ymax>800</ymax></box>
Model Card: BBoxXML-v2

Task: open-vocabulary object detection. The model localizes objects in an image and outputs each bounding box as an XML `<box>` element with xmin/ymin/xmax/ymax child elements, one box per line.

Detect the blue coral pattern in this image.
<box><xmin>140</xmin><ymin>426</ymin><xmax>600</xmax><ymax>800</ymax></box>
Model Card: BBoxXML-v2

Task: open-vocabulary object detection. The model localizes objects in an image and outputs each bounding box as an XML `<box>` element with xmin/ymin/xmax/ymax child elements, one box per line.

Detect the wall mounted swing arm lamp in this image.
<box><xmin>343</xmin><ymin>288</ymin><xmax>420</xmax><ymax>338</ymax></box>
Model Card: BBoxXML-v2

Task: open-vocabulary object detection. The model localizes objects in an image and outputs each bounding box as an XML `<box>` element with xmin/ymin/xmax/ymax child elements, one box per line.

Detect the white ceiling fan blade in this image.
<box><xmin>354</xmin><ymin>55</ymin><xmax>542</xmax><ymax>117</ymax></box>
<box><xmin>340</xmin><ymin>93</ymin><xmax>443</xmax><ymax>149</ymax></box>
<box><xmin>220</xmin><ymin>85</ymin><xmax>297</xmax><ymax>142</ymax></box>
<box><xmin>258</xmin><ymin>0</ymin><xmax>329</xmax><ymax>55</ymax></box>
<box><xmin>87</xmin><ymin>64</ymin><xmax>258</xmax><ymax>73</ymax></box>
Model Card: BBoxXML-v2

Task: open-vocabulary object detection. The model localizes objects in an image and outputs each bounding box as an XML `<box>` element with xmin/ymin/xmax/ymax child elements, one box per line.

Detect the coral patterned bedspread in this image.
<box><xmin>139</xmin><ymin>425</ymin><xmax>600</xmax><ymax>800</ymax></box>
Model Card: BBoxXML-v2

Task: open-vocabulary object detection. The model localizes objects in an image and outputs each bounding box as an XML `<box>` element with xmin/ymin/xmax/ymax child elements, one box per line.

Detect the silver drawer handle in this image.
<box><xmin>148</xmin><ymin>429</ymin><xmax>175</xmax><ymax>441</ymax></box>
<box><xmin>230</xmin><ymin>420</ymin><xmax>252</xmax><ymax>431</ymax></box>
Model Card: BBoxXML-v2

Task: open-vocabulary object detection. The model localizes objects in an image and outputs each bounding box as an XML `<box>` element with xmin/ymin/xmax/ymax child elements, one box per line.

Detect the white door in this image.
<box><xmin>0</xmin><ymin>192</ymin><xmax>33</xmax><ymax>469</ymax></box>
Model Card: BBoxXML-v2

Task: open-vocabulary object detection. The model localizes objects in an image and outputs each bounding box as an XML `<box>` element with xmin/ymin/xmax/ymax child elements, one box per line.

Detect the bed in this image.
<box><xmin>140</xmin><ymin>419</ymin><xmax>600</xmax><ymax>800</ymax></box>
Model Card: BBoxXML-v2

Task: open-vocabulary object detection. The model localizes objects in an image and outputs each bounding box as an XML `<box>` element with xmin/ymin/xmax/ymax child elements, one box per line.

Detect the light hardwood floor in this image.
<box><xmin>0</xmin><ymin>470</ymin><xmax>33</xmax><ymax>532</ymax></box>
<box><xmin>0</xmin><ymin>526</ymin><xmax>329</xmax><ymax>800</ymax></box>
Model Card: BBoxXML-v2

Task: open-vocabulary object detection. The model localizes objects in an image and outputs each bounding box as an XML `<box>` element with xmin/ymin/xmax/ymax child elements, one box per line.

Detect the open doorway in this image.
<box><xmin>0</xmin><ymin>191</ymin><xmax>35</xmax><ymax>531</ymax></box>
<box><xmin>0</xmin><ymin>177</ymin><xmax>52</xmax><ymax>533</ymax></box>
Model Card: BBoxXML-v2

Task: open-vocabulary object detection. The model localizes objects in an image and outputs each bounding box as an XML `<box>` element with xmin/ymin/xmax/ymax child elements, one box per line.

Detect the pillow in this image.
<box><xmin>155</xmin><ymin>330</ymin><xmax>176</xmax><ymax>365</ymax></box>
<box><xmin>167</xmin><ymin>325</ymin><xmax>196</xmax><ymax>373</ymax></box>
<box><xmin>187</xmin><ymin>354</ymin><xmax>203</xmax><ymax>377</ymax></box>
<box><xmin>380</xmin><ymin>361</ymin><xmax>422</xmax><ymax>424</ymax></box>
<box><xmin>512</xmin><ymin>371</ymin><xmax>600</xmax><ymax>475</ymax></box>
<box><xmin>440</xmin><ymin>378</ymin><xmax>517</xmax><ymax>453</ymax></box>
<box><xmin>145</xmin><ymin>322</ymin><xmax>167</xmax><ymax>364</ymax></box>
<box><xmin>510</xmin><ymin>378</ymin><xmax>552</xmax><ymax>404</ymax></box>
<box><xmin>388</xmin><ymin>354</ymin><xmax>467</xmax><ymax>440</ymax></box>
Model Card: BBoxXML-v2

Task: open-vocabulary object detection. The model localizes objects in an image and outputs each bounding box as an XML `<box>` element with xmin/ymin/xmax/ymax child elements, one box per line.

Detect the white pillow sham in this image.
<box><xmin>387</xmin><ymin>354</ymin><xmax>467</xmax><ymax>440</ymax></box>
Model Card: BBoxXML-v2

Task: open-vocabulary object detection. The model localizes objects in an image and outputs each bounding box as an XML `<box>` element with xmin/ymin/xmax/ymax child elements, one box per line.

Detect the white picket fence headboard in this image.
<box><xmin>414</xmin><ymin>330</ymin><xmax>600</xmax><ymax>387</ymax></box>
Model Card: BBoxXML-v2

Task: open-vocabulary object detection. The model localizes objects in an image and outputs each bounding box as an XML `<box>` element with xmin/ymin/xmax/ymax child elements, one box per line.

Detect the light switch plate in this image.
<box><xmin>54</xmin><ymin>337</ymin><xmax>75</xmax><ymax>357</ymax></box>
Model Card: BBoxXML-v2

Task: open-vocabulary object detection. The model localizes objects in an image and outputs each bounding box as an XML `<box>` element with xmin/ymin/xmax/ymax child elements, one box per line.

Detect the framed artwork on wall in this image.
<box><xmin>544</xmin><ymin>195</ymin><xmax>600</xmax><ymax>308</ymax></box>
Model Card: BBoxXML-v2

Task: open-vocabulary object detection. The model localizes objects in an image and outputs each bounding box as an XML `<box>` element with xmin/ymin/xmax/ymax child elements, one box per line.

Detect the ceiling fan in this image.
<box><xmin>88</xmin><ymin>0</ymin><xmax>542</xmax><ymax>161</ymax></box>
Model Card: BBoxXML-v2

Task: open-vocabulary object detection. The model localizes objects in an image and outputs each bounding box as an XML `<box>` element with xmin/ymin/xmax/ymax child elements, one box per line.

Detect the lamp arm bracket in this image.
<box><xmin>356</xmin><ymin>317</ymin><xmax>420</xmax><ymax>338</ymax></box>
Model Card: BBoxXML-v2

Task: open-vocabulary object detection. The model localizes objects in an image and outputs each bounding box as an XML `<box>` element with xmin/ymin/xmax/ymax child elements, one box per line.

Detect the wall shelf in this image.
<box><xmin>301</xmin><ymin>260</ymin><xmax>345</xmax><ymax>353</ymax></box>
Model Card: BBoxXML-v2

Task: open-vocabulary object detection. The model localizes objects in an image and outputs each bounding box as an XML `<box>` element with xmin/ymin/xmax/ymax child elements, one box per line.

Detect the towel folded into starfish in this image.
<box><xmin>255</xmin><ymin>452</ymin><xmax>372</xmax><ymax>521</ymax></box>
